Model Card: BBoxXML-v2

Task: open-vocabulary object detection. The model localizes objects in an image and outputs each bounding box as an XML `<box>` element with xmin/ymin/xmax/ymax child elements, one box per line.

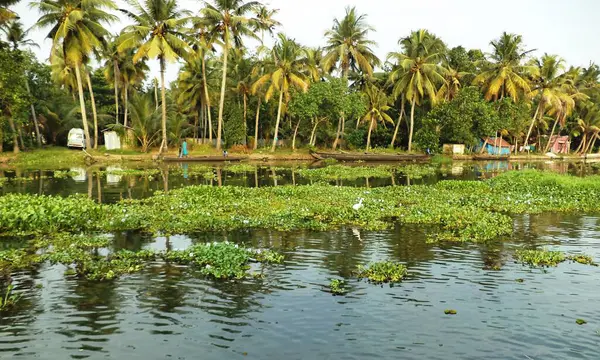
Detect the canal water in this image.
<box><xmin>0</xmin><ymin>162</ymin><xmax>599</xmax><ymax>359</ymax></box>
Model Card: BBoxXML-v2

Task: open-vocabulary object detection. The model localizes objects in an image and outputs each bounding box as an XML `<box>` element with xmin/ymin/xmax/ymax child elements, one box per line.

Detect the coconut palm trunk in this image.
<box><xmin>271</xmin><ymin>90</ymin><xmax>284</xmax><ymax>152</ymax></box>
<box><xmin>113</xmin><ymin>60</ymin><xmax>120</xmax><ymax>124</ymax></box>
<box><xmin>254</xmin><ymin>97</ymin><xmax>261</xmax><ymax>150</ymax></box>
<box><xmin>216</xmin><ymin>40</ymin><xmax>229</xmax><ymax>150</ymax></box>
<box><xmin>74</xmin><ymin>64</ymin><xmax>92</xmax><ymax>149</ymax></box>
<box><xmin>159</xmin><ymin>59</ymin><xmax>168</xmax><ymax>154</ymax></box>
<box><xmin>243</xmin><ymin>94</ymin><xmax>247</xmax><ymax>145</ymax></box>
<box><xmin>391</xmin><ymin>95</ymin><xmax>405</xmax><ymax>148</ymax></box>
<box><xmin>7</xmin><ymin>113</ymin><xmax>19</xmax><ymax>153</ymax></box>
<box><xmin>407</xmin><ymin>98</ymin><xmax>416</xmax><ymax>152</ymax></box>
<box><xmin>366</xmin><ymin>116</ymin><xmax>374</xmax><ymax>151</ymax></box>
<box><xmin>524</xmin><ymin>102</ymin><xmax>542</xmax><ymax>149</ymax></box>
<box><xmin>24</xmin><ymin>80</ymin><xmax>42</xmax><ymax>147</ymax></box>
<box><xmin>544</xmin><ymin>115</ymin><xmax>560</xmax><ymax>153</ymax></box>
<box><xmin>292</xmin><ymin>119</ymin><xmax>301</xmax><ymax>151</ymax></box>
<box><xmin>154</xmin><ymin>79</ymin><xmax>159</xmax><ymax>110</ymax></box>
<box><xmin>86</xmin><ymin>71</ymin><xmax>99</xmax><ymax>149</ymax></box>
<box><xmin>123</xmin><ymin>83</ymin><xmax>129</xmax><ymax>128</ymax></box>
<box><xmin>201</xmin><ymin>55</ymin><xmax>213</xmax><ymax>143</ymax></box>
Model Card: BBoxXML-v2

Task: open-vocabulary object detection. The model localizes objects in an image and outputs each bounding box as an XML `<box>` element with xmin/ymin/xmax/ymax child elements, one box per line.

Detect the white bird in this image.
<box><xmin>352</xmin><ymin>198</ymin><xmax>364</xmax><ymax>211</ymax></box>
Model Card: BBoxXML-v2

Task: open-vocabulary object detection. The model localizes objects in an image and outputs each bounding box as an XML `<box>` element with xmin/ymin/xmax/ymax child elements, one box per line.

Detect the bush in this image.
<box><xmin>224</xmin><ymin>103</ymin><xmax>246</xmax><ymax>147</ymax></box>
<box><xmin>228</xmin><ymin>144</ymin><xmax>249</xmax><ymax>154</ymax></box>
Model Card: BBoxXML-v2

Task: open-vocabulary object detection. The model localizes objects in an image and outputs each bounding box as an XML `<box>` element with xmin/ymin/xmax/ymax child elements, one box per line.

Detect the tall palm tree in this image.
<box><xmin>128</xmin><ymin>92</ymin><xmax>161</xmax><ymax>152</ymax></box>
<box><xmin>322</xmin><ymin>6</ymin><xmax>380</xmax><ymax>79</ymax></box>
<box><xmin>252</xmin><ymin>33</ymin><xmax>309</xmax><ymax>152</ymax></box>
<box><xmin>200</xmin><ymin>0</ymin><xmax>260</xmax><ymax>150</ymax></box>
<box><xmin>32</xmin><ymin>0</ymin><xmax>117</xmax><ymax>149</ymax></box>
<box><xmin>362</xmin><ymin>84</ymin><xmax>393</xmax><ymax>151</ymax></box>
<box><xmin>189</xmin><ymin>21</ymin><xmax>216</xmax><ymax>143</ymax></box>
<box><xmin>0</xmin><ymin>0</ymin><xmax>19</xmax><ymax>26</ymax></box>
<box><xmin>118</xmin><ymin>48</ymin><xmax>149</xmax><ymax>129</ymax></box>
<box><xmin>119</xmin><ymin>0</ymin><xmax>191</xmax><ymax>154</ymax></box>
<box><xmin>387</xmin><ymin>29</ymin><xmax>447</xmax><ymax>151</ymax></box>
<box><xmin>573</xmin><ymin>104</ymin><xmax>600</xmax><ymax>154</ymax></box>
<box><xmin>230</xmin><ymin>49</ymin><xmax>253</xmax><ymax>143</ymax></box>
<box><xmin>253</xmin><ymin>5</ymin><xmax>280</xmax><ymax>44</ymax></box>
<box><xmin>523</xmin><ymin>54</ymin><xmax>573</xmax><ymax>148</ymax></box>
<box><xmin>102</xmin><ymin>37</ymin><xmax>122</xmax><ymax>124</ymax></box>
<box><xmin>473</xmin><ymin>32</ymin><xmax>535</xmax><ymax>101</ymax></box>
<box><xmin>177</xmin><ymin>49</ymin><xmax>207</xmax><ymax>140</ymax></box>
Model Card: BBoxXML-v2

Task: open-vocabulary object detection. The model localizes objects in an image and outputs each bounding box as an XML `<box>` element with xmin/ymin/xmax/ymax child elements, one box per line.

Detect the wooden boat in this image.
<box><xmin>311</xmin><ymin>151</ymin><xmax>430</xmax><ymax>162</ymax></box>
<box><xmin>472</xmin><ymin>154</ymin><xmax>510</xmax><ymax>161</ymax></box>
<box><xmin>162</xmin><ymin>156</ymin><xmax>245</xmax><ymax>162</ymax></box>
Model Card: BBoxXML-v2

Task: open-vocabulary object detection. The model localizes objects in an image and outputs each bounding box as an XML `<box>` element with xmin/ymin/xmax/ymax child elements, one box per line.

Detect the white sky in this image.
<box><xmin>12</xmin><ymin>0</ymin><xmax>600</xmax><ymax>85</ymax></box>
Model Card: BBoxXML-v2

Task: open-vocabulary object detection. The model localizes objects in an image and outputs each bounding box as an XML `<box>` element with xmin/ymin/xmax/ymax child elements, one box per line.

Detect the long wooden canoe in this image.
<box><xmin>311</xmin><ymin>151</ymin><xmax>430</xmax><ymax>162</ymax></box>
<box><xmin>162</xmin><ymin>156</ymin><xmax>245</xmax><ymax>162</ymax></box>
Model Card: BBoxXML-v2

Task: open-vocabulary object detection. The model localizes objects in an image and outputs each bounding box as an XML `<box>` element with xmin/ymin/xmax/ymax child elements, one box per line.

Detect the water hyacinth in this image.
<box><xmin>356</xmin><ymin>262</ymin><xmax>408</xmax><ymax>283</ymax></box>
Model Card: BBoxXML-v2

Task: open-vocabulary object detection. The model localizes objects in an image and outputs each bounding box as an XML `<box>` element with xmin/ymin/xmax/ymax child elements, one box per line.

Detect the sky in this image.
<box><xmin>11</xmin><ymin>0</ymin><xmax>600</xmax><ymax>85</ymax></box>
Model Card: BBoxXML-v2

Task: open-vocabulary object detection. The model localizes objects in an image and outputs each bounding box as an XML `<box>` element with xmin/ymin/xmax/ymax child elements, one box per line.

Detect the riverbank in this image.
<box><xmin>2</xmin><ymin>147</ymin><xmax>599</xmax><ymax>169</ymax></box>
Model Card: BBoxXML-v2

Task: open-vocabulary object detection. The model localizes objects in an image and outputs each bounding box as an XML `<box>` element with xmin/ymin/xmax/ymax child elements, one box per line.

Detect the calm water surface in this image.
<box><xmin>0</xmin><ymin>162</ymin><xmax>599</xmax><ymax>359</ymax></box>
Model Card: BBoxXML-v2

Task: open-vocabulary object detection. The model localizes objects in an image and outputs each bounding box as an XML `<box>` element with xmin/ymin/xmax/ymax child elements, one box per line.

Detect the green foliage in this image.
<box><xmin>223</xmin><ymin>102</ymin><xmax>246</xmax><ymax>146</ymax></box>
<box><xmin>356</xmin><ymin>262</ymin><xmax>408</xmax><ymax>283</ymax></box>
<box><xmin>297</xmin><ymin>165</ymin><xmax>394</xmax><ymax>181</ymax></box>
<box><xmin>0</xmin><ymin>284</ymin><xmax>21</xmax><ymax>311</ymax></box>
<box><xmin>416</xmin><ymin>87</ymin><xmax>500</xmax><ymax>151</ymax></box>
<box><xmin>515</xmin><ymin>249</ymin><xmax>566</xmax><ymax>267</ymax></box>
<box><xmin>567</xmin><ymin>254</ymin><xmax>597</xmax><ymax>266</ymax></box>
<box><xmin>102</xmin><ymin>168</ymin><xmax>160</xmax><ymax>176</ymax></box>
<box><xmin>576</xmin><ymin>319</ymin><xmax>587</xmax><ymax>325</ymax></box>
<box><xmin>329</xmin><ymin>279</ymin><xmax>347</xmax><ymax>295</ymax></box>
<box><xmin>444</xmin><ymin>309</ymin><xmax>457</xmax><ymax>315</ymax></box>
<box><xmin>53</xmin><ymin>170</ymin><xmax>78</xmax><ymax>178</ymax></box>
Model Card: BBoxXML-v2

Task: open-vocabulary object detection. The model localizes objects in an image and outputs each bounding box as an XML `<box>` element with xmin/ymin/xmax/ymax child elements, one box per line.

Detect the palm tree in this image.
<box><xmin>200</xmin><ymin>0</ymin><xmax>260</xmax><ymax>150</ymax></box>
<box><xmin>573</xmin><ymin>105</ymin><xmax>600</xmax><ymax>154</ymax></box>
<box><xmin>230</xmin><ymin>49</ymin><xmax>253</xmax><ymax>143</ymax></box>
<box><xmin>252</xmin><ymin>33</ymin><xmax>309</xmax><ymax>152</ymax></box>
<box><xmin>128</xmin><ymin>92</ymin><xmax>161</xmax><ymax>152</ymax></box>
<box><xmin>32</xmin><ymin>0</ymin><xmax>117</xmax><ymax>149</ymax></box>
<box><xmin>118</xmin><ymin>48</ymin><xmax>149</xmax><ymax>129</ymax></box>
<box><xmin>102</xmin><ymin>37</ymin><xmax>122</xmax><ymax>124</ymax></box>
<box><xmin>177</xmin><ymin>49</ymin><xmax>207</xmax><ymax>140</ymax></box>
<box><xmin>437</xmin><ymin>66</ymin><xmax>468</xmax><ymax>102</ymax></box>
<box><xmin>0</xmin><ymin>0</ymin><xmax>19</xmax><ymax>26</ymax></box>
<box><xmin>523</xmin><ymin>54</ymin><xmax>573</xmax><ymax>148</ymax></box>
<box><xmin>362</xmin><ymin>84</ymin><xmax>393</xmax><ymax>151</ymax></box>
<box><xmin>119</xmin><ymin>0</ymin><xmax>191</xmax><ymax>154</ymax></box>
<box><xmin>387</xmin><ymin>29</ymin><xmax>447</xmax><ymax>151</ymax></box>
<box><xmin>473</xmin><ymin>32</ymin><xmax>535</xmax><ymax>101</ymax></box>
<box><xmin>189</xmin><ymin>21</ymin><xmax>216</xmax><ymax>143</ymax></box>
<box><xmin>322</xmin><ymin>6</ymin><xmax>380</xmax><ymax>79</ymax></box>
<box><xmin>253</xmin><ymin>5</ymin><xmax>280</xmax><ymax>44</ymax></box>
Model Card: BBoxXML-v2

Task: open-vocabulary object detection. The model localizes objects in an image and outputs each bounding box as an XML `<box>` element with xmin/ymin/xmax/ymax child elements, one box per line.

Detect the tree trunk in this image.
<box><xmin>524</xmin><ymin>101</ymin><xmax>542</xmax><ymax>148</ymax></box>
<box><xmin>585</xmin><ymin>133</ymin><xmax>597</xmax><ymax>154</ymax></box>
<box><xmin>86</xmin><ymin>71</ymin><xmax>99</xmax><ymax>149</ymax></box>
<box><xmin>24</xmin><ymin>79</ymin><xmax>41</xmax><ymax>147</ymax></box>
<box><xmin>154</xmin><ymin>79</ymin><xmax>159</xmax><ymax>110</ymax></box>
<box><xmin>310</xmin><ymin>119</ymin><xmax>320</xmax><ymax>146</ymax></box>
<box><xmin>340</xmin><ymin>115</ymin><xmax>345</xmax><ymax>144</ymax></box>
<box><xmin>217</xmin><ymin>41</ymin><xmax>229</xmax><ymax>151</ymax></box>
<box><xmin>74</xmin><ymin>64</ymin><xmax>92</xmax><ymax>149</ymax></box>
<box><xmin>201</xmin><ymin>54</ymin><xmax>213</xmax><ymax>144</ymax></box>
<box><xmin>407</xmin><ymin>98</ymin><xmax>416</xmax><ymax>152</ymax></box>
<box><xmin>332</xmin><ymin>116</ymin><xmax>343</xmax><ymax>149</ymax></box>
<box><xmin>113</xmin><ymin>60</ymin><xmax>120</xmax><ymax>124</ymax></box>
<box><xmin>575</xmin><ymin>134</ymin><xmax>586</xmax><ymax>154</ymax></box>
<box><xmin>391</xmin><ymin>95</ymin><xmax>405</xmax><ymax>148</ymax></box>
<box><xmin>366</xmin><ymin>117</ymin><xmax>374</xmax><ymax>151</ymax></box>
<box><xmin>159</xmin><ymin>59</ymin><xmax>168</xmax><ymax>154</ymax></box>
<box><xmin>7</xmin><ymin>114</ymin><xmax>19</xmax><ymax>153</ymax></box>
<box><xmin>193</xmin><ymin>110</ymin><xmax>199</xmax><ymax>141</ymax></box>
<box><xmin>544</xmin><ymin>115</ymin><xmax>560</xmax><ymax>153</ymax></box>
<box><xmin>271</xmin><ymin>90</ymin><xmax>284</xmax><ymax>152</ymax></box>
<box><xmin>242</xmin><ymin>94</ymin><xmax>247</xmax><ymax>145</ymax></box>
<box><xmin>292</xmin><ymin>119</ymin><xmax>301</xmax><ymax>151</ymax></box>
<box><xmin>254</xmin><ymin>97</ymin><xmax>261</xmax><ymax>150</ymax></box>
<box><xmin>18</xmin><ymin>125</ymin><xmax>25</xmax><ymax>150</ymax></box>
<box><xmin>0</xmin><ymin>125</ymin><xmax>3</xmax><ymax>152</ymax></box>
<box><xmin>123</xmin><ymin>83</ymin><xmax>129</xmax><ymax>128</ymax></box>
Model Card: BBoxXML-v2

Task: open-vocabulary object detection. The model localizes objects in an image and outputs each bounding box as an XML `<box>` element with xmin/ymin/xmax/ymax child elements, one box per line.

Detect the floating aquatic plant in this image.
<box><xmin>329</xmin><ymin>279</ymin><xmax>347</xmax><ymax>295</ymax></box>
<box><xmin>576</xmin><ymin>319</ymin><xmax>587</xmax><ymax>325</ymax></box>
<box><xmin>444</xmin><ymin>309</ymin><xmax>457</xmax><ymax>315</ymax></box>
<box><xmin>357</xmin><ymin>262</ymin><xmax>408</xmax><ymax>283</ymax></box>
<box><xmin>0</xmin><ymin>285</ymin><xmax>21</xmax><ymax>311</ymax></box>
<box><xmin>515</xmin><ymin>249</ymin><xmax>566</xmax><ymax>267</ymax></box>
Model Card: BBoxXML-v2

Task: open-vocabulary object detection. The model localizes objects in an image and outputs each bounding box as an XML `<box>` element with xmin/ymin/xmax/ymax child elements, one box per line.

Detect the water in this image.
<box><xmin>1</xmin><ymin>162</ymin><xmax>600</xmax><ymax>359</ymax></box>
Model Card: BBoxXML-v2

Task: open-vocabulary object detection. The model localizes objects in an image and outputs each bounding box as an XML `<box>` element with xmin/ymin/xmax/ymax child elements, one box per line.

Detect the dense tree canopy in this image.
<box><xmin>1</xmin><ymin>1</ymin><xmax>599</xmax><ymax>155</ymax></box>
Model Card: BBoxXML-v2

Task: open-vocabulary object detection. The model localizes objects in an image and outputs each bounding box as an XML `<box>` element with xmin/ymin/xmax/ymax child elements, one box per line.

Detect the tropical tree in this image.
<box><xmin>573</xmin><ymin>104</ymin><xmax>600</xmax><ymax>154</ymax></box>
<box><xmin>388</xmin><ymin>29</ymin><xmax>447</xmax><ymax>151</ymax></box>
<box><xmin>0</xmin><ymin>0</ymin><xmax>18</xmax><ymax>26</ymax></box>
<box><xmin>252</xmin><ymin>33</ymin><xmax>309</xmax><ymax>152</ymax></box>
<box><xmin>2</xmin><ymin>20</ymin><xmax>38</xmax><ymax>50</ymax></box>
<box><xmin>362</xmin><ymin>84</ymin><xmax>393</xmax><ymax>150</ymax></box>
<box><xmin>253</xmin><ymin>5</ymin><xmax>280</xmax><ymax>44</ymax></box>
<box><xmin>322</xmin><ymin>6</ymin><xmax>380</xmax><ymax>79</ymax></box>
<box><xmin>119</xmin><ymin>48</ymin><xmax>149</xmax><ymax>129</ymax></box>
<box><xmin>230</xmin><ymin>49</ymin><xmax>253</xmax><ymax>143</ymax></box>
<box><xmin>200</xmin><ymin>0</ymin><xmax>260</xmax><ymax>150</ymax></box>
<box><xmin>177</xmin><ymin>48</ymin><xmax>208</xmax><ymax>140</ymax></box>
<box><xmin>102</xmin><ymin>37</ymin><xmax>122</xmax><ymax>124</ymax></box>
<box><xmin>32</xmin><ymin>0</ymin><xmax>117</xmax><ymax>149</ymax></box>
<box><xmin>119</xmin><ymin>0</ymin><xmax>191</xmax><ymax>154</ymax></box>
<box><xmin>127</xmin><ymin>92</ymin><xmax>161</xmax><ymax>152</ymax></box>
<box><xmin>473</xmin><ymin>32</ymin><xmax>535</xmax><ymax>101</ymax></box>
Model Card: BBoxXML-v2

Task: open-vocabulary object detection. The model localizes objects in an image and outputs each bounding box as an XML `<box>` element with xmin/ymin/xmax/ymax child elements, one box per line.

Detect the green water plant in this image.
<box><xmin>515</xmin><ymin>249</ymin><xmax>566</xmax><ymax>267</ymax></box>
<box><xmin>576</xmin><ymin>319</ymin><xmax>587</xmax><ymax>325</ymax></box>
<box><xmin>53</xmin><ymin>170</ymin><xmax>78</xmax><ymax>179</ymax></box>
<box><xmin>444</xmin><ymin>309</ymin><xmax>457</xmax><ymax>315</ymax></box>
<box><xmin>102</xmin><ymin>169</ymin><xmax>161</xmax><ymax>176</ymax></box>
<box><xmin>224</xmin><ymin>164</ymin><xmax>256</xmax><ymax>174</ymax></box>
<box><xmin>0</xmin><ymin>284</ymin><xmax>21</xmax><ymax>311</ymax></box>
<box><xmin>329</xmin><ymin>279</ymin><xmax>347</xmax><ymax>295</ymax></box>
<box><xmin>567</xmin><ymin>254</ymin><xmax>598</xmax><ymax>266</ymax></box>
<box><xmin>357</xmin><ymin>262</ymin><xmax>408</xmax><ymax>283</ymax></box>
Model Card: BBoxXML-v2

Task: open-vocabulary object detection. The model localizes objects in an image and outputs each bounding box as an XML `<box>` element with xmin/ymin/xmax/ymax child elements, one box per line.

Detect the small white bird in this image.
<box><xmin>352</xmin><ymin>198</ymin><xmax>364</xmax><ymax>211</ymax></box>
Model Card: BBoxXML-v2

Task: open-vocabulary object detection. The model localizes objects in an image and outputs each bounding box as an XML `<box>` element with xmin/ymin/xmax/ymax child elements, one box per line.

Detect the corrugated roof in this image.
<box><xmin>482</xmin><ymin>137</ymin><xmax>512</xmax><ymax>148</ymax></box>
